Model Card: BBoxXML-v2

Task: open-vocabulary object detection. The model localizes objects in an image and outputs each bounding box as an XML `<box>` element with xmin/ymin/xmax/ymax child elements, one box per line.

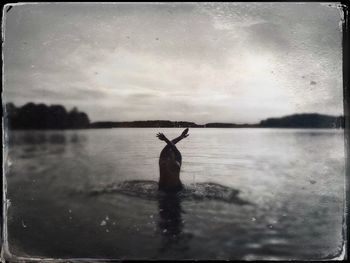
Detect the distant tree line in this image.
<box><xmin>3</xmin><ymin>102</ymin><xmax>344</xmax><ymax>130</ymax></box>
<box><xmin>90</xmin><ymin>114</ymin><xmax>344</xmax><ymax>129</ymax></box>
<box><xmin>90</xmin><ymin>120</ymin><xmax>200</xmax><ymax>128</ymax></box>
<box><xmin>5</xmin><ymin>102</ymin><xmax>90</xmax><ymax>129</ymax></box>
<box><xmin>204</xmin><ymin>123</ymin><xmax>259</xmax><ymax>128</ymax></box>
<box><xmin>259</xmin><ymin>113</ymin><xmax>344</xmax><ymax>128</ymax></box>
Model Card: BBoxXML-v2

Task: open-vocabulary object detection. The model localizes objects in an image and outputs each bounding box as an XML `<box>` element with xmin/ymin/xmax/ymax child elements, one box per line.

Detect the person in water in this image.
<box><xmin>156</xmin><ymin>128</ymin><xmax>189</xmax><ymax>193</ymax></box>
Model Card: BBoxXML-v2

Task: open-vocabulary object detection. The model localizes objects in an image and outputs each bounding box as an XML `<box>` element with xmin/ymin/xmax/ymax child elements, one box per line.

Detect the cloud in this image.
<box><xmin>3</xmin><ymin>3</ymin><xmax>343</xmax><ymax>123</ymax></box>
<box><xmin>246</xmin><ymin>22</ymin><xmax>291</xmax><ymax>52</ymax></box>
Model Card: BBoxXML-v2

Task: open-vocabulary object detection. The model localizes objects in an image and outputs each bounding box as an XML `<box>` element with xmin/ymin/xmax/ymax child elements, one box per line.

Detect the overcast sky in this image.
<box><xmin>3</xmin><ymin>2</ymin><xmax>343</xmax><ymax>124</ymax></box>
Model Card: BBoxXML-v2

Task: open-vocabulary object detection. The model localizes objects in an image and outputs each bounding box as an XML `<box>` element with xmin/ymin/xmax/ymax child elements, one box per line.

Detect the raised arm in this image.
<box><xmin>171</xmin><ymin>128</ymin><xmax>189</xmax><ymax>144</ymax></box>
<box><xmin>157</xmin><ymin>128</ymin><xmax>189</xmax><ymax>148</ymax></box>
<box><xmin>156</xmin><ymin>133</ymin><xmax>177</xmax><ymax>151</ymax></box>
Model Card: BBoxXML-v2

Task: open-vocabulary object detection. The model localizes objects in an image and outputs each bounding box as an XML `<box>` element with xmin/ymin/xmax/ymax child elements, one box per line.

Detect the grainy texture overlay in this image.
<box><xmin>2</xmin><ymin>2</ymin><xmax>346</xmax><ymax>261</ymax></box>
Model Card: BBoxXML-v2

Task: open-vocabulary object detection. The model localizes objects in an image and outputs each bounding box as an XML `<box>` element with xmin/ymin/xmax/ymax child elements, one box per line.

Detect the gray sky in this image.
<box><xmin>3</xmin><ymin>2</ymin><xmax>343</xmax><ymax>124</ymax></box>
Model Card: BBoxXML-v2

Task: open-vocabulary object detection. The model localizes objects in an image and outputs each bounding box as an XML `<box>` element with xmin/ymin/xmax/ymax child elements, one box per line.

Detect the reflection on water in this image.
<box><xmin>8</xmin><ymin>130</ymin><xmax>87</xmax><ymax>145</ymax></box>
<box><xmin>157</xmin><ymin>193</ymin><xmax>189</xmax><ymax>255</ymax></box>
<box><xmin>4</xmin><ymin>128</ymin><xmax>345</xmax><ymax>260</ymax></box>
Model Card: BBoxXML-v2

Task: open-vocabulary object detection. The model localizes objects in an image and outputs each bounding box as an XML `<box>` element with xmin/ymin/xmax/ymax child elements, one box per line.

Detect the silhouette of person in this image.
<box><xmin>156</xmin><ymin>128</ymin><xmax>189</xmax><ymax>193</ymax></box>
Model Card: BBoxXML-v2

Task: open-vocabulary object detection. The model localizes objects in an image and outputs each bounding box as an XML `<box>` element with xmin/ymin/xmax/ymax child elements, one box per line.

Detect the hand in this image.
<box><xmin>156</xmin><ymin>132</ymin><xmax>166</xmax><ymax>141</ymax></box>
<box><xmin>181</xmin><ymin>128</ymin><xmax>189</xmax><ymax>138</ymax></box>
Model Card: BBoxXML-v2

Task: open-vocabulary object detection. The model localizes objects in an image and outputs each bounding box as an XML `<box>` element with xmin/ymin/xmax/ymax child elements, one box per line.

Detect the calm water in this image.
<box><xmin>4</xmin><ymin>128</ymin><xmax>345</xmax><ymax>260</ymax></box>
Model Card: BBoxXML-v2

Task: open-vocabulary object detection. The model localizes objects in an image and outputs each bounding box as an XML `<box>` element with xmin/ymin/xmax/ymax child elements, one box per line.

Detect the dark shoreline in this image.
<box><xmin>89</xmin><ymin>113</ymin><xmax>344</xmax><ymax>129</ymax></box>
<box><xmin>7</xmin><ymin>125</ymin><xmax>345</xmax><ymax>131</ymax></box>
<box><xmin>4</xmin><ymin>102</ymin><xmax>345</xmax><ymax>130</ymax></box>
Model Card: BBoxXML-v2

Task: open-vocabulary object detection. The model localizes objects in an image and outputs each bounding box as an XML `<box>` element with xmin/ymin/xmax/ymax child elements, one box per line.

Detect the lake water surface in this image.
<box><xmin>3</xmin><ymin>128</ymin><xmax>345</xmax><ymax>260</ymax></box>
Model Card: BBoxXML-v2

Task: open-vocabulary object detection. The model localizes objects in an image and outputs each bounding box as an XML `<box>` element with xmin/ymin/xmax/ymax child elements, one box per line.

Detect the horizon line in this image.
<box><xmin>91</xmin><ymin>112</ymin><xmax>344</xmax><ymax>126</ymax></box>
<box><xmin>4</xmin><ymin>102</ymin><xmax>344</xmax><ymax>126</ymax></box>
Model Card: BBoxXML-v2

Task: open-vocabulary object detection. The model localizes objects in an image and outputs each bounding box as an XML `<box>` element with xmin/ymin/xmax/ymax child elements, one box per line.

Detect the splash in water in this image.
<box><xmin>84</xmin><ymin>180</ymin><xmax>251</xmax><ymax>205</ymax></box>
